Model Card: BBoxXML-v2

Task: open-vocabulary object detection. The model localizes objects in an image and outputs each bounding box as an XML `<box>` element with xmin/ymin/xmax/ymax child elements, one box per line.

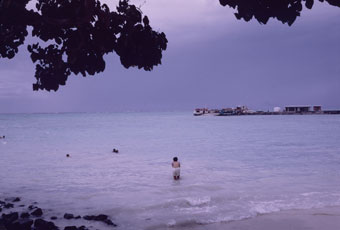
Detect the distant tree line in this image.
<box><xmin>0</xmin><ymin>0</ymin><xmax>339</xmax><ymax>91</ymax></box>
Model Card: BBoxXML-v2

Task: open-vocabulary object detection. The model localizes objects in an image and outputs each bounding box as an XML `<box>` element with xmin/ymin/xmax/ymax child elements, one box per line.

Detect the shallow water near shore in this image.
<box><xmin>1</xmin><ymin>112</ymin><xmax>340</xmax><ymax>229</ymax></box>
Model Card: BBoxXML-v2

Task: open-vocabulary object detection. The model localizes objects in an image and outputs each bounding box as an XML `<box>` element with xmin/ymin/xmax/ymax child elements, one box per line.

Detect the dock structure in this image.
<box><xmin>193</xmin><ymin>105</ymin><xmax>340</xmax><ymax>116</ymax></box>
<box><xmin>285</xmin><ymin>106</ymin><xmax>311</xmax><ymax>113</ymax></box>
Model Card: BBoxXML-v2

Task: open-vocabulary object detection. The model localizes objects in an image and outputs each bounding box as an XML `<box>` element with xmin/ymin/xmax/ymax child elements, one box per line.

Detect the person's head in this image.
<box><xmin>66</xmin><ymin>154</ymin><xmax>70</xmax><ymax>157</ymax></box>
<box><xmin>173</xmin><ymin>157</ymin><xmax>178</xmax><ymax>162</ymax></box>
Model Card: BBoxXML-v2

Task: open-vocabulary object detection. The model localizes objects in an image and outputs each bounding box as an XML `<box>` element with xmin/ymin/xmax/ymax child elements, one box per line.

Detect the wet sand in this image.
<box><xmin>170</xmin><ymin>206</ymin><xmax>340</xmax><ymax>230</ymax></box>
<box><xmin>224</xmin><ymin>207</ymin><xmax>340</xmax><ymax>230</ymax></box>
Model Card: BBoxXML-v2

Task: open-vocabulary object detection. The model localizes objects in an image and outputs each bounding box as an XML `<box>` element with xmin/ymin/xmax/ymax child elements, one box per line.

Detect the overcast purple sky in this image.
<box><xmin>0</xmin><ymin>0</ymin><xmax>339</xmax><ymax>113</ymax></box>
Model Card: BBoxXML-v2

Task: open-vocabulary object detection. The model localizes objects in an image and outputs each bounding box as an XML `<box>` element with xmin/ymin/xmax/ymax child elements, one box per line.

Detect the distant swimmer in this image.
<box><xmin>113</xmin><ymin>148</ymin><xmax>119</xmax><ymax>153</ymax></box>
<box><xmin>0</xmin><ymin>136</ymin><xmax>4</xmax><ymax>139</ymax></box>
<box><xmin>172</xmin><ymin>157</ymin><xmax>181</xmax><ymax>180</ymax></box>
<box><xmin>66</xmin><ymin>154</ymin><xmax>70</xmax><ymax>157</ymax></box>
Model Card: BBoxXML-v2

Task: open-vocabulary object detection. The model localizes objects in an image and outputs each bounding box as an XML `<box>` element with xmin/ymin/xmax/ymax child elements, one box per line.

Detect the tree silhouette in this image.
<box><xmin>219</xmin><ymin>0</ymin><xmax>340</xmax><ymax>25</ymax></box>
<box><xmin>0</xmin><ymin>0</ymin><xmax>167</xmax><ymax>91</ymax></box>
<box><xmin>1</xmin><ymin>0</ymin><xmax>339</xmax><ymax>91</ymax></box>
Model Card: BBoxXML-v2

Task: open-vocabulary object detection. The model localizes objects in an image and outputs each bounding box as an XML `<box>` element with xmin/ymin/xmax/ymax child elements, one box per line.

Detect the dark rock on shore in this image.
<box><xmin>1</xmin><ymin>197</ymin><xmax>118</xmax><ymax>230</ymax></box>
<box><xmin>4</xmin><ymin>203</ymin><xmax>14</xmax><ymax>209</ymax></box>
<box><xmin>83</xmin><ymin>215</ymin><xmax>92</xmax><ymax>221</ymax></box>
<box><xmin>4</xmin><ymin>197</ymin><xmax>21</xmax><ymax>203</ymax></box>
<box><xmin>64</xmin><ymin>227</ymin><xmax>78</xmax><ymax>230</ymax></box>
<box><xmin>20</xmin><ymin>212</ymin><xmax>30</xmax><ymax>218</ymax></box>
<box><xmin>34</xmin><ymin>218</ymin><xmax>59</xmax><ymax>230</ymax></box>
<box><xmin>1</xmin><ymin>212</ymin><xmax>32</xmax><ymax>230</ymax></box>
<box><xmin>104</xmin><ymin>219</ymin><xmax>117</xmax><ymax>226</ymax></box>
<box><xmin>83</xmin><ymin>215</ymin><xmax>94</xmax><ymax>221</ymax></box>
<box><xmin>8</xmin><ymin>219</ymin><xmax>33</xmax><ymax>230</ymax></box>
<box><xmin>83</xmin><ymin>214</ymin><xmax>117</xmax><ymax>227</ymax></box>
<box><xmin>83</xmin><ymin>214</ymin><xmax>108</xmax><ymax>221</ymax></box>
<box><xmin>96</xmin><ymin>214</ymin><xmax>109</xmax><ymax>221</ymax></box>
<box><xmin>64</xmin><ymin>226</ymin><xmax>88</xmax><ymax>230</ymax></box>
<box><xmin>1</xmin><ymin>212</ymin><xmax>19</xmax><ymax>224</ymax></box>
<box><xmin>31</xmin><ymin>208</ymin><xmax>43</xmax><ymax>217</ymax></box>
<box><xmin>64</xmin><ymin>213</ymin><xmax>74</xmax><ymax>219</ymax></box>
<box><xmin>28</xmin><ymin>205</ymin><xmax>37</xmax><ymax>210</ymax></box>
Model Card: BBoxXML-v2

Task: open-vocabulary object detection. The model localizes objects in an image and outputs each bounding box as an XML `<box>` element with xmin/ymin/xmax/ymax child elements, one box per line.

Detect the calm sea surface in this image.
<box><xmin>1</xmin><ymin>112</ymin><xmax>340</xmax><ymax>229</ymax></box>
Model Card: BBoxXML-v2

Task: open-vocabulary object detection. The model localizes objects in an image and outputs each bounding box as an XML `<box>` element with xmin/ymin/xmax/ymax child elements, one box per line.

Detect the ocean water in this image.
<box><xmin>1</xmin><ymin>112</ymin><xmax>340</xmax><ymax>229</ymax></box>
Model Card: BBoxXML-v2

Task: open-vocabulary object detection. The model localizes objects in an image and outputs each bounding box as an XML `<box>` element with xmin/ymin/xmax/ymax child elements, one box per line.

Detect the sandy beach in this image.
<box><xmin>167</xmin><ymin>206</ymin><xmax>340</xmax><ymax>230</ymax></box>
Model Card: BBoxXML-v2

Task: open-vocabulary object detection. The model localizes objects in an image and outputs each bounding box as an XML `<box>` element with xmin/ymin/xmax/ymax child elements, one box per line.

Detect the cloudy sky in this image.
<box><xmin>0</xmin><ymin>0</ymin><xmax>339</xmax><ymax>113</ymax></box>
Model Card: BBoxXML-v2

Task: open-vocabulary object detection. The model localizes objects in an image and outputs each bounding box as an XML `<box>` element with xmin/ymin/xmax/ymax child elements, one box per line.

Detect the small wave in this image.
<box><xmin>185</xmin><ymin>196</ymin><xmax>211</xmax><ymax>207</ymax></box>
<box><xmin>249</xmin><ymin>200</ymin><xmax>286</xmax><ymax>215</ymax></box>
<box><xmin>158</xmin><ymin>196</ymin><xmax>212</xmax><ymax>209</ymax></box>
<box><xmin>166</xmin><ymin>219</ymin><xmax>176</xmax><ymax>227</ymax></box>
<box><xmin>178</xmin><ymin>205</ymin><xmax>216</xmax><ymax>214</ymax></box>
<box><xmin>301</xmin><ymin>192</ymin><xmax>321</xmax><ymax>197</ymax></box>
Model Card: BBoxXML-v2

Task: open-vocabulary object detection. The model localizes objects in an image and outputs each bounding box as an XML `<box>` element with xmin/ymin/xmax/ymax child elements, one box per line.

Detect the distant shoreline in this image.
<box><xmin>194</xmin><ymin>106</ymin><xmax>340</xmax><ymax>116</ymax></box>
<box><xmin>198</xmin><ymin>111</ymin><xmax>340</xmax><ymax>116</ymax></box>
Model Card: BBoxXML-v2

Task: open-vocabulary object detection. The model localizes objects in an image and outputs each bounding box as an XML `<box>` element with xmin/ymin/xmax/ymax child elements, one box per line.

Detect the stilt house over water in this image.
<box><xmin>285</xmin><ymin>106</ymin><xmax>322</xmax><ymax>113</ymax></box>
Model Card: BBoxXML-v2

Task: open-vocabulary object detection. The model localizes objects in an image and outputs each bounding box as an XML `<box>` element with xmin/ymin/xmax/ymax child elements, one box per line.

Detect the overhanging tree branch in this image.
<box><xmin>219</xmin><ymin>0</ymin><xmax>340</xmax><ymax>26</ymax></box>
<box><xmin>0</xmin><ymin>0</ymin><xmax>168</xmax><ymax>91</ymax></box>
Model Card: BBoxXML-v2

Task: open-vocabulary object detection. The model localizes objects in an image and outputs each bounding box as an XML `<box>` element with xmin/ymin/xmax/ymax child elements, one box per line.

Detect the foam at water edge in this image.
<box><xmin>185</xmin><ymin>196</ymin><xmax>211</xmax><ymax>206</ymax></box>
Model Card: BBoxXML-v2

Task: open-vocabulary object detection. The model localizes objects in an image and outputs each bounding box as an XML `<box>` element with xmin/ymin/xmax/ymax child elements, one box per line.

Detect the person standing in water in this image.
<box><xmin>172</xmin><ymin>157</ymin><xmax>180</xmax><ymax>180</ymax></box>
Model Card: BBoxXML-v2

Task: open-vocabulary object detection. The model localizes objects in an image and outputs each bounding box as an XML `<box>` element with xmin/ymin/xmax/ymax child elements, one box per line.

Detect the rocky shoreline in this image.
<box><xmin>0</xmin><ymin>197</ymin><xmax>117</xmax><ymax>230</ymax></box>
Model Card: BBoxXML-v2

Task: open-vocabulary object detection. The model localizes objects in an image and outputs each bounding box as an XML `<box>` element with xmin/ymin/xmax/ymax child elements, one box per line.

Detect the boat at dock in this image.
<box><xmin>193</xmin><ymin>109</ymin><xmax>204</xmax><ymax>116</ymax></box>
<box><xmin>193</xmin><ymin>108</ymin><xmax>220</xmax><ymax>116</ymax></box>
